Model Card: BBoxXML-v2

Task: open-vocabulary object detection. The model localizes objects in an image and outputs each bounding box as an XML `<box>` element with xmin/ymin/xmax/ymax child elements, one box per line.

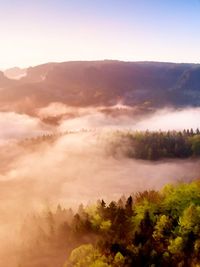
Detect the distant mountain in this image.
<box><xmin>0</xmin><ymin>60</ymin><xmax>200</xmax><ymax>113</ymax></box>
<box><xmin>4</xmin><ymin>67</ymin><xmax>27</xmax><ymax>80</ymax></box>
<box><xmin>21</xmin><ymin>62</ymin><xmax>56</xmax><ymax>83</ymax></box>
<box><xmin>0</xmin><ymin>71</ymin><xmax>16</xmax><ymax>87</ymax></box>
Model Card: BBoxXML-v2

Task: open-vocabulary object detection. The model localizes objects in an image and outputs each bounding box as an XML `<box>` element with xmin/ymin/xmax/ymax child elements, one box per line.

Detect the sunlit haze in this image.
<box><xmin>1</xmin><ymin>2</ymin><xmax>200</xmax><ymax>267</ymax></box>
<box><xmin>1</xmin><ymin>0</ymin><xmax>200</xmax><ymax>69</ymax></box>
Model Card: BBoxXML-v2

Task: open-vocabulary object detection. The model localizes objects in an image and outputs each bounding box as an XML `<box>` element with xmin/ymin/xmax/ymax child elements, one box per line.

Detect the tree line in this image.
<box><xmin>106</xmin><ymin>129</ymin><xmax>200</xmax><ymax>160</ymax></box>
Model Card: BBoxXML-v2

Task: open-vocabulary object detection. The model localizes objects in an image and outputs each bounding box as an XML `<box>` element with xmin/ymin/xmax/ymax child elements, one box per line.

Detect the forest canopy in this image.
<box><xmin>105</xmin><ymin>129</ymin><xmax>200</xmax><ymax>160</ymax></box>
<box><xmin>19</xmin><ymin>180</ymin><xmax>200</xmax><ymax>267</ymax></box>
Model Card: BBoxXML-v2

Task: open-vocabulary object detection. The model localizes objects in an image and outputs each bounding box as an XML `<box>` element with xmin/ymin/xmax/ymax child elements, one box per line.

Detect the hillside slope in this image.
<box><xmin>1</xmin><ymin>61</ymin><xmax>200</xmax><ymax>113</ymax></box>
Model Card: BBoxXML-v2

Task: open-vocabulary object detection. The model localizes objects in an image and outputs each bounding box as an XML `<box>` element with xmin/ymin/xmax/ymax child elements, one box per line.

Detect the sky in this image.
<box><xmin>0</xmin><ymin>0</ymin><xmax>200</xmax><ymax>69</ymax></box>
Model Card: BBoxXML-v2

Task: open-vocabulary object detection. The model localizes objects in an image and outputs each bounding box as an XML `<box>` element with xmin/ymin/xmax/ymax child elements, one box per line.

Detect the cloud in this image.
<box><xmin>56</xmin><ymin>106</ymin><xmax>200</xmax><ymax>132</ymax></box>
<box><xmin>37</xmin><ymin>102</ymin><xmax>70</xmax><ymax>117</ymax></box>
<box><xmin>134</xmin><ymin>107</ymin><xmax>200</xmax><ymax>131</ymax></box>
<box><xmin>0</xmin><ymin>130</ymin><xmax>199</xmax><ymax>212</ymax></box>
<box><xmin>1</xmin><ymin>105</ymin><xmax>200</xmax><ymax>266</ymax></box>
<box><xmin>0</xmin><ymin>111</ymin><xmax>52</xmax><ymax>144</ymax></box>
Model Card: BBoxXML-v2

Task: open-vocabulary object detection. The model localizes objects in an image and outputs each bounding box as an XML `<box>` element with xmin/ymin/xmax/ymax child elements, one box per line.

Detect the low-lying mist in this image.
<box><xmin>1</xmin><ymin>103</ymin><xmax>200</xmax><ymax>266</ymax></box>
<box><xmin>38</xmin><ymin>104</ymin><xmax>200</xmax><ymax>132</ymax></box>
<box><xmin>0</xmin><ymin>111</ymin><xmax>51</xmax><ymax>143</ymax></box>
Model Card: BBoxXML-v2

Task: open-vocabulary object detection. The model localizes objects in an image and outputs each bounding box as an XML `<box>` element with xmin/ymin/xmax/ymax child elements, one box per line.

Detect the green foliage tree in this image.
<box><xmin>18</xmin><ymin>180</ymin><xmax>200</xmax><ymax>267</ymax></box>
<box><xmin>64</xmin><ymin>244</ymin><xmax>111</xmax><ymax>267</ymax></box>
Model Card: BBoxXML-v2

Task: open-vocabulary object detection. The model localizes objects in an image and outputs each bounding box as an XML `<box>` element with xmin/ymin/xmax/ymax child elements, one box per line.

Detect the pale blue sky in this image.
<box><xmin>0</xmin><ymin>0</ymin><xmax>200</xmax><ymax>68</ymax></box>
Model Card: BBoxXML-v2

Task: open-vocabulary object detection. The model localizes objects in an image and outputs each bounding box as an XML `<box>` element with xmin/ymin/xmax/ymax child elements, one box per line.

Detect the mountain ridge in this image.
<box><xmin>1</xmin><ymin>60</ymin><xmax>200</xmax><ymax>114</ymax></box>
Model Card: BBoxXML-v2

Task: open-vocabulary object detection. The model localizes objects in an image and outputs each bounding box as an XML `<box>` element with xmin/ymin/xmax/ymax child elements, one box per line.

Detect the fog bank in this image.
<box><xmin>0</xmin><ymin>105</ymin><xmax>200</xmax><ymax>266</ymax></box>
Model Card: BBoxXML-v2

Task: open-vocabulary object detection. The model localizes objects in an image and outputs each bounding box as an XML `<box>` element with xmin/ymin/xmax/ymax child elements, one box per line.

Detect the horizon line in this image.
<box><xmin>1</xmin><ymin>58</ymin><xmax>200</xmax><ymax>71</ymax></box>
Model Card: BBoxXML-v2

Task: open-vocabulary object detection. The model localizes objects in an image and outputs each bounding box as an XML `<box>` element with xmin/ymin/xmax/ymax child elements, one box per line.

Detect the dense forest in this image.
<box><xmin>105</xmin><ymin>129</ymin><xmax>200</xmax><ymax>160</ymax></box>
<box><xmin>19</xmin><ymin>180</ymin><xmax>200</xmax><ymax>267</ymax></box>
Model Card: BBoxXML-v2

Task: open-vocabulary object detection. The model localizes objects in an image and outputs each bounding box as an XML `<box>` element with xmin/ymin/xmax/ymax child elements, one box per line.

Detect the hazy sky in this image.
<box><xmin>0</xmin><ymin>0</ymin><xmax>200</xmax><ymax>69</ymax></box>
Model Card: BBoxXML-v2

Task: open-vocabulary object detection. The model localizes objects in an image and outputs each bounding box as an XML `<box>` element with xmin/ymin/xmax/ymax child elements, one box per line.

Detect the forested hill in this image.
<box><xmin>106</xmin><ymin>129</ymin><xmax>200</xmax><ymax>160</ymax></box>
<box><xmin>1</xmin><ymin>61</ymin><xmax>200</xmax><ymax>113</ymax></box>
<box><xmin>19</xmin><ymin>180</ymin><xmax>200</xmax><ymax>267</ymax></box>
